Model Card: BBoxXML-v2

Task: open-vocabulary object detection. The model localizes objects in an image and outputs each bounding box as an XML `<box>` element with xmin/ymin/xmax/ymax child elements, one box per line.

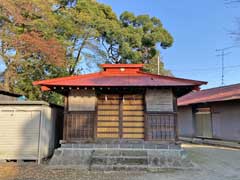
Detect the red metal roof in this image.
<box><xmin>33</xmin><ymin>64</ymin><xmax>207</xmax><ymax>90</ymax></box>
<box><xmin>101</xmin><ymin>64</ymin><xmax>144</xmax><ymax>68</ymax></box>
<box><xmin>178</xmin><ymin>83</ymin><xmax>240</xmax><ymax>106</ymax></box>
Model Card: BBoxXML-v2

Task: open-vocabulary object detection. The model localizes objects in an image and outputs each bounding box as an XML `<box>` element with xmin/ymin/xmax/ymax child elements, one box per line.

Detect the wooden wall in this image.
<box><xmin>145</xmin><ymin>89</ymin><xmax>173</xmax><ymax>112</ymax></box>
<box><xmin>178</xmin><ymin>106</ymin><xmax>195</xmax><ymax>137</ymax></box>
<box><xmin>63</xmin><ymin>88</ymin><xmax>177</xmax><ymax>143</ymax></box>
<box><xmin>68</xmin><ymin>90</ymin><xmax>96</xmax><ymax>111</ymax></box>
<box><xmin>178</xmin><ymin>101</ymin><xmax>240</xmax><ymax>142</ymax></box>
<box><xmin>145</xmin><ymin>89</ymin><xmax>176</xmax><ymax>141</ymax></box>
<box><xmin>64</xmin><ymin>89</ymin><xmax>96</xmax><ymax>141</ymax></box>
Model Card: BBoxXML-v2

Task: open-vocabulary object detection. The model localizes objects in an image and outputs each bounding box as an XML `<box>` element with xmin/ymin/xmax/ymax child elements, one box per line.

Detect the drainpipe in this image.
<box><xmin>38</xmin><ymin>105</ymin><xmax>44</xmax><ymax>165</ymax></box>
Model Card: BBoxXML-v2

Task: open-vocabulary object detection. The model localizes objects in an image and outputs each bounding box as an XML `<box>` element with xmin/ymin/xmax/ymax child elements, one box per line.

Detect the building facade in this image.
<box><xmin>34</xmin><ymin>64</ymin><xmax>206</xmax><ymax>144</ymax></box>
<box><xmin>178</xmin><ymin>84</ymin><xmax>240</xmax><ymax>142</ymax></box>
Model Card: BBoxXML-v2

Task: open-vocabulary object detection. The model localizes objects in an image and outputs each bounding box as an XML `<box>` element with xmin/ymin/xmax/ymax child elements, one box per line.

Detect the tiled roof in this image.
<box><xmin>178</xmin><ymin>83</ymin><xmax>240</xmax><ymax>106</ymax></box>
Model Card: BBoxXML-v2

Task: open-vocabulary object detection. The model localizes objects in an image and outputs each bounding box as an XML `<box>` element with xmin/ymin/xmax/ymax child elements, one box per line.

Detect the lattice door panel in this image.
<box><xmin>146</xmin><ymin>113</ymin><xmax>175</xmax><ymax>141</ymax></box>
<box><xmin>64</xmin><ymin>112</ymin><xmax>95</xmax><ymax>140</ymax></box>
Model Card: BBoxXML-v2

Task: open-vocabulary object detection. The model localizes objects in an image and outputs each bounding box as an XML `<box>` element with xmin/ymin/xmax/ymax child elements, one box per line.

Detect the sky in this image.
<box><xmin>97</xmin><ymin>0</ymin><xmax>240</xmax><ymax>89</ymax></box>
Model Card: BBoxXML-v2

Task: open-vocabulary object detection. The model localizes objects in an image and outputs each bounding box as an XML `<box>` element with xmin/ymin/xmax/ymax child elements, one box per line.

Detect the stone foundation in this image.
<box><xmin>49</xmin><ymin>143</ymin><xmax>194</xmax><ymax>171</ymax></box>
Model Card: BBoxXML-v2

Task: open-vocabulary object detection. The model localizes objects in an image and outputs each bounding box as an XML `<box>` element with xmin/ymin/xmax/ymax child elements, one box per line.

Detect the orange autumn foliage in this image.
<box><xmin>0</xmin><ymin>0</ymin><xmax>66</xmax><ymax>67</ymax></box>
<box><xmin>13</xmin><ymin>32</ymin><xmax>66</xmax><ymax>66</ymax></box>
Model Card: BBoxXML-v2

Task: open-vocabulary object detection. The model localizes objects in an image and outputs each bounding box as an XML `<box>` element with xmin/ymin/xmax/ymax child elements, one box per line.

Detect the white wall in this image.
<box><xmin>0</xmin><ymin>103</ymin><xmax>63</xmax><ymax>160</ymax></box>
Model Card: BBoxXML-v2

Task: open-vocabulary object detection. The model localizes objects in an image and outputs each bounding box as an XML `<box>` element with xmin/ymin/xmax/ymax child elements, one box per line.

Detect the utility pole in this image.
<box><xmin>157</xmin><ymin>56</ymin><xmax>160</xmax><ymax>75</ymax></box>
<box><xmin>216</xmin><ymin>47</ymin><xmax>231</xmax><ymax>86</ymax></box>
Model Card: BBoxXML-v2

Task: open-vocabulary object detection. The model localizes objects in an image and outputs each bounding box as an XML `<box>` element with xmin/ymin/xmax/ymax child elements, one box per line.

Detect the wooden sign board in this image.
<box><xmin>145</xmin><ymin>89</ymin><xmax>173</xmax><ymax>112</ymax></box>
<box><xmin>68</xmin><ymin>89</ymin><xmax>97</xmax><ymax>111</ymax></box>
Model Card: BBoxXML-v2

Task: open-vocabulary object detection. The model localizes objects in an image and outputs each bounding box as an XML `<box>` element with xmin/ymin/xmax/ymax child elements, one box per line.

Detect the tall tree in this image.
<box><xmin>99</xmin><ymin>11</ymin><xmax>173</xmax><ymax>64</ymax></box>
<box><xmin>0</xmin><ymin>0</ymin><xmax>174</xmax><ymax>104</ymax></box>
<box><xmin>53</xmin><ymin>0</ymin><xmax>119</xmax><ymax>74</ymax></box>
<box><xmin>0</xmin><ymin>0</ymin><xmax>67</xmax><ymax>90</ymax></box>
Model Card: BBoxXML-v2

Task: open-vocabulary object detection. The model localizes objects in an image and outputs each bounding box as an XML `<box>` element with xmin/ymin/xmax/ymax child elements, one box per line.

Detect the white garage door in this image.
<box><xmin>0</xmin><ymin>110</ymin><xmax>41</xmax><ymax>160</ymax></box>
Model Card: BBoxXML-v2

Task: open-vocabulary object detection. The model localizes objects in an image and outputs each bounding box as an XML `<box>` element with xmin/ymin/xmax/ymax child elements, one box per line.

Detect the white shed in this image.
<box><xmin>0</xmin><ymin>101</ymin><xmax>63</xmax><ymax>163</ymax></box>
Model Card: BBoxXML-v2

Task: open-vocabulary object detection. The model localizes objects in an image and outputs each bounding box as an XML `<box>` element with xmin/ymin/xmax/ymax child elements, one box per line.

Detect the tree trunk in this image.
<box><xmin>3</xmin><ymin>69</ymin><xmax>10</xmax><ymax>91</ymax></box>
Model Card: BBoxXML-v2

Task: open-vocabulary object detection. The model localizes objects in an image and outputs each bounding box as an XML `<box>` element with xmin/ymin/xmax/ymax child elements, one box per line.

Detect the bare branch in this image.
<box><xmin>69</xmin><ymin>31</ymin><xmax>90</xmax><ymax>74</ymax></box>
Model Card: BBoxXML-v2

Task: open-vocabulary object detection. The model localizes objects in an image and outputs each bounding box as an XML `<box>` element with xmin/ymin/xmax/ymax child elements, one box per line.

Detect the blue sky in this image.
<box><xmin>97</xmin><ymin>0</ymin><xmax>240</xmax><ymax>89</ymax></box>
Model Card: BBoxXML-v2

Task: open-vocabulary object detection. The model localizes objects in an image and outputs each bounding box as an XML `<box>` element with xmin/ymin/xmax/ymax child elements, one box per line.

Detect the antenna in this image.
<box><xmin>216</xmin><ymin>45</ymin><xmax>240</xmax><ymax>85</ymax></box>
<box><xmin>216</xmin><ymin>48</ymin><xmax>231</xmax><ymax>86</ymax></box>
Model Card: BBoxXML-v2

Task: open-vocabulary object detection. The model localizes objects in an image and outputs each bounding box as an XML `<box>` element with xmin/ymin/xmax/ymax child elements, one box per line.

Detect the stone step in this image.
<box><xmin>91</xmin><ymin>155</ymin><xmax>148</xmax><ymax>165</ymax></box>
<box><xmin>60</xmin><ymin>143</ymin><xmax>180</xmax><ymax>150</ymax></box>
<box><xmin>91</xmin><ymin>163</ymin><xmax>196</xmax><ymax>171</ymax></box>
<box><xmin>90</xmin><ymin>164</ymin><xmax>149</xmax><ymax>171</ymax></box>
<box><xmin>91</xmin><ymin>150</ymin><xmax>148</xmax><ymax>157</ymax></box>
<box><xmin>49</xmin><ymin>146</ymin><xmax>192</xmax><ymax>171</ymax></box>
<box><xmin>92</xmin><ymin>155</ymin><xmax>148</xmax><ymax>159</ymax></box>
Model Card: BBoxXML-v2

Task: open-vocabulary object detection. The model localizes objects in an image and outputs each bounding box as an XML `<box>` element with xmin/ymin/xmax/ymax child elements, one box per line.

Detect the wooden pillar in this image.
<box><xmin>173</xmin><ymin>94</ymin><xmax>179</xmax><ymax>141</ymax></box>
<box><xmin>63</xmin><ymin>96</ymin><xmax>68</xmax><ymax>141</ymax></box>
<box><xmin>144</xmin><ymin>93</ymin><xmax>149</xmax><ymax>141</ymax></box>
<box><xmin>119</xmin><ymin>94</ymin><xmax>123</xmax><ymax>139</ymax></box>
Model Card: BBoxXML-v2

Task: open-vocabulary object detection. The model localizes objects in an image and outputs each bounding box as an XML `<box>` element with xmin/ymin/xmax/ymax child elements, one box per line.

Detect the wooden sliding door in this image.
<box><xmin>122</xmin><ymin>95</ymin><xmax>144</xmax><ymax>139</ymax></box>
<box><xmin>195</xmin><ymin>108</ymin><xmax>213</xmax><ymax>138</ymax></box>
<box><xmin>96</xmin><ymin>94</ymin><xmax>144</xmax><ymax>139</ymax></box>
<box><xmin>97</xmin><ymin>94</ymin><xmax>120</xmax><ymax>138</ymax></box>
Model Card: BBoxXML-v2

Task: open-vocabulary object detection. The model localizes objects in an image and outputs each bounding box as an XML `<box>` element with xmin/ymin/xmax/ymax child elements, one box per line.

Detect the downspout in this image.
<box><xmin>38</xmin><ymin>105</ymin><xmax>44</xmax><ymax>164</ymax></box>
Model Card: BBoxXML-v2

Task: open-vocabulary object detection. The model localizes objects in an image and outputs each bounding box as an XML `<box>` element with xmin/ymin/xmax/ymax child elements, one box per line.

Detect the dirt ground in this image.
<box><xmin>0</xmin><ymin>143</ymin><xmax>240</xmax><ymax>180</ymax></box>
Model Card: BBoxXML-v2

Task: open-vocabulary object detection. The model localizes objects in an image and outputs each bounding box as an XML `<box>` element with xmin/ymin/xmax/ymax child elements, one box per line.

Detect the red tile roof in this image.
<box><xmin>178</xmin><ymin>83</ymin><xmax>240</xmax><ymax>106</ymax></box>
<box><xmin>33</xmin><ymin>64</ymin><xmax>207</xmax><ymax>90</ymax></box>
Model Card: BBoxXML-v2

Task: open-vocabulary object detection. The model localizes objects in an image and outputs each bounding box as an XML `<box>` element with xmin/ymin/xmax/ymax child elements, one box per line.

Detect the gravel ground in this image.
<box><xmin>0</xmin><ymin>143</ymin><xmax>240</xmax><ymax>180</ymax></box>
